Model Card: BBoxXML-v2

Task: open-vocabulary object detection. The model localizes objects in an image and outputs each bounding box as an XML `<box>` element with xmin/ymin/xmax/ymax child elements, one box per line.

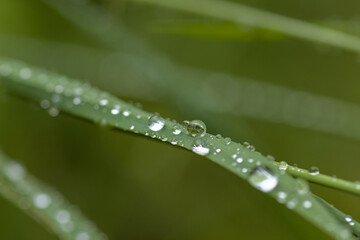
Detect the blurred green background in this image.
<box><xmin>0</xmin><ymin>0</ymin><xmax>360</xmax><ymax>239</ymax></box>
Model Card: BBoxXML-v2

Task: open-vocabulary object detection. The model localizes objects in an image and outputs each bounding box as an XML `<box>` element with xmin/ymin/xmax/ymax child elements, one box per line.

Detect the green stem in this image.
<box><xmin>273</xmin><ymin>162</ymin><xmax>360</xmax><ymax>196</ymax></box>
<box><xmin>130</xmin><ymin>0</ymin><xmax>360</xmax><ymax>53</ymax></box>
<box><xmin>0</xmin><ymin>57</ymin><xmax>355</xmax><ymax>239</ymax></box>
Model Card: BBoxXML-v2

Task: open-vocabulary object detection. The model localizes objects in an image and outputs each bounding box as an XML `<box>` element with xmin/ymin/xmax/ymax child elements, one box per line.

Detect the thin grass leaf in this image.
<box><xmin>0</xmin><ymin>57</ymin><xmax>356</xmax><ymax>239</ymax></box>
<box><xmin>0</xmin><ymin>151</ymin><xmax>106</xmax><ymax>240</ymax></box>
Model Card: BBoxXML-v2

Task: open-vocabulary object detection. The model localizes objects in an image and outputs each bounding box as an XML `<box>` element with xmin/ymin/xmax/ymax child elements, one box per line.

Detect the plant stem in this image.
<box><xmin>0</xmin><ymin>151</ymin><xmax>106</xmax><ymax>240</ymax></box>
<box><xmin>272</xmin><ymin>161</ymin><xmax>360</xmax><ymax>196</ymax></box>
<box><xmin>0</xmin><ymin>57</ymin><xmax>356</xmax><ymax>239</ymax></box>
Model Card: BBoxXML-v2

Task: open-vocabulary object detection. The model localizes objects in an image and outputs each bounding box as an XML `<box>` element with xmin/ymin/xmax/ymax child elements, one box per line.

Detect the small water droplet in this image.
<box><xmin>302</xmin><ymin>200</ymin><xmax>312</xmax><ymax>209</ymax></box>
<box><xmin>130</xmin><ymin>125</ymin><xmax>135</xmax><ymax>130</ymax></box>
<box><xmin>4</xmin><ymin>161</ymin><xmax>26</xmax><ymax>181</ymax></box>
<box><xmin>192</xmin><ymin>139</ymin><xmax>210</xmax><ymax>156</ymax></box>
<box><xmin>216</xmin><ymin>148</ymin><xmax>221</xmax><ymax>153</ymax></box>
<box><xmin>266</xmin><ymin>155</ymin><xmax>275</xmax><ymax>161</ymax></box>
<box><xmin>73</xmin><ymin>97</ymin><xmax>81</xmax><ymax>105</ymax></box>
<box><xmin>278</xmin><ymin>161</ymin><xmax>288</xmax><ymax>171</ymax></box>
<box><xmin>55</xmin><ymin>85</ymin><xmax>64</xmax><ymax>93</ymax></box>
<box><xmin>122</xmin><ymin>110</ymin><xmax>130</xmax><ymax>117</ymax></box>
<box><xmin>33</xmin><ymin>193</ymin><xmax>51</xmax><ymax>209</ymax></box>
<box><xmin>277</xmin><ymin>191</ymin><xmax>287</xmax><ymax>203</ymax></box>
<box><xmin>111</xmin><ymin>108</ymin><xmax>120</xmax><ymax>115</ymax></box>
<box><xmin>56</xmin><ymin>210</ymin><xmax>71</xmax><ymax>224</ymax></box>
<box><xmin>48</xmin><ymin>107</ymin><xmax>59</xmax><ymax>117</ymax></box>
<box><xmin>185</xmin><ymin>120</ymin><xmax>206</xmax><ymax>137</ymax></box>
<box><xmin>0</xmin><ymin>64</ymin><xmax>12</xmax><ymax>76</ymax></box>
<box><xmin>309</xmin><ymin>166</ymin><xmax>320</xmax><ymax>175</ymax></box>
<box><xmin>99</xmin><ymin>99</ymin><xmax>108</xmax><ymax>106</ymax></box>
<box><xmin>225</xmin><ymin>137</ymin><xmax>231</xmax><ymax>145</ymax></box>
<box><xmin>249</xmin><ymin>166</ymin><xmax>279</xmax><ymax>193</ymax></box>
<box><xmin>148</xmin><ymin>115</ymin><xmax>165</xmax><ymax>131</ymax></box>
<box><xmin>76</xmin><ymin>232</ymin><xmax>90</xmax><ymax>240</ymax></box>
<box><xmin>216</xmin><ymin>134</ymin><xmax>222</xmax><ymax>139</ymax></box>
<box><xmin>172</xmin><ymin>124</ymin><xmax>182</xmax><ymax>135</ymax></box>
<box><xmin>40</xmin><ymin>100</ymin><xmax>50</xmax><ymax>109</ymax></box>
<box><xmin>236</xmin><ymin>157</ymin><xmax>243</xmax><ymax>163</ymax></box>
<box><xmin>19</xmin><ymin>68</ymin><xmax>31</xmax><ymax>79</ymax></box>
<box><xmin>296</xmin><ymin>178</ymin><xmax>309</xmax><ymax>195</ymax></box>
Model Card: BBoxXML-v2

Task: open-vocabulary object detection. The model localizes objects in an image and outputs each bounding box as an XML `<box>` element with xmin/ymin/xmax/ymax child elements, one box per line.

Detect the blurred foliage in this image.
<box><xmin>0</xmin><ymin>0</ymin><xmax>360</xmax><ymax>239</ymax></box>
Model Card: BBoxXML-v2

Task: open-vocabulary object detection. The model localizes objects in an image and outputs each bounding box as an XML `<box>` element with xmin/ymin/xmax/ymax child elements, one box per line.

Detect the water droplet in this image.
<box><xmin>73</xmin><ymin>97</ymin><xmax>81</xmax><ymax>105</ymax></box>
<box><xmin>130</xmin><ymin>125</ymin><xmax>135</xmax><ymax>130</ymax></box>
<box><xmin>172</xmin><ymin>124</ymin><xmax>182</xmax><ymax>135</ymax></box>
<box><xmin>76</xmin><ymin>232</ymin><xmax>90</xmax><ymax>240</ymax></box>
<box><xmin>185</xmin><ymin>120</ymin><xmax>206</xmax><ymax>137</ymax></box>
<box><xmin>278</xmin><ymin>161</ymin><xmax>288</xmax><ymax>171</ymax></box>
<box><xmin>236</xmin><ymin>157</ymin><xmax>243</xmax><ymax>163</ymax></box>
<box><xmin>33</xmin><ymin>193</ymin><xmax>51</xmax><ymax>209</ymax></box>
<box><xmin>216</xmin><ymin>134</ymin><xmax>222</xmax><ymax>139</ymax></box>
<box><xmin>19</xmin><ymin>68</ymin><xmax>31</xmax><ymax>79</ymax></box>
<box><xmin>4</xmin><ymin>161</ymin><xmax>26</xmax><ymax>181</ymax></box>
<box><xmin>48</xmin><ymin>107</ymin><xmax>59</xmax><ymax>117</ymax></box>
<box><xmin>111</xmin><ymin>108</ymin><xmax>120</xmax><ymax>115</ymax></box>
<box><xmin>309</xmin><ymin>166</ymin><xmax>320</xmax><ymax>175</ymax></box>
<box><xmin>148</xmin><ymin>115</ymin><xmax>165</xmax><ymax>131</ymax></box>
<box><xmin>192</xmin><ymin>139</ymin><xmax>210</xmax><ymax>156</ymax></box>
<box><xmin>56</xmin><ymin>210</ymin><xmax>71</xmax><ymax>224</ymax></box>
<box><xmin>302</xmin><ymin>200</ymin><xmax>312</xmax><ymax>209</ymax></box>
<box><xmin>122</xmin><ymin>110</ymin><xmax>130</xmax><ymax>117</ymax></box>
<box><xmin>249</xmin><ymin>166</ymin><xmax>279</xmax><ymax>193</ymax></box>
<box><xmin>55</xmin><ymin>85</ymin><xmax>64</xmax><ymax>93</ymax></box>
<box><xmin>40</xmin><ymin>100</ymin><xmax>50</xmax><ymax>109</ymax></box>
<box><xmin>0</xmin><ymin>64</ymin><xmax>12</xmax><ymax>76</ymax></box>
<box><xmin>277</xmin><ymin>191</ymin><xmax>287</xmax><ymax>203</ymax></box>
<box><xmin>216</xmin><ymin>148</ymin><xmax>221</xmax><ymax>153</ymax></box>
<box><xmin>296</xmin><ymin>178</ymin><xmax>309</xmax><ymax>195</ymax></box>
<box><xmin>99</xmin><ymin>99</ymin><xmax>108</xmax><ymax>106</ymax></box>
<box><xmin>266</xmin><ymin>155</ymin><xmax>275</xmax><ymax>161</ymax></box>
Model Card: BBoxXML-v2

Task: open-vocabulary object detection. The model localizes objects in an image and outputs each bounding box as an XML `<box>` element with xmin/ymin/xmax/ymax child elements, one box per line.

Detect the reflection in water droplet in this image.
<box><xmin>192</xmin><ymin>139</ymin><xmax>210</xmax><ymax>156</ymax></box>
<box><xmin>279</xmin><ymin>161</ymin><xmax>288</xmax><ymax>171</ymax></box>
<box><xmin>185</xmin><ymin>120</ymin><xmax>206</xmax><ymax>137</ymax></box>
<box><xmin>33</xmin><ymin>193</ymin><xmax>51</xmax><ymax>209</ymax></box>
<box><xmin>249</xmin><ymin>166</ymin><xmax>279</xmax><ymax>193</ymax></box>
<box><xmin>122</xmin><ymin>110</ymin><xmax>130</xmax><ymax>117</ymax></box>
<box><xmin>111</xmin><ymin>108</ymin><xmax>120</xmax><ymax>115</ymax></box>
<box><xmin>99</xmin><ymin>99</ymin><xmax>108</xmax><ymax>106</ymax></box>
<box><xmin>148</xmin><ymin>115</ymin><xmax>165</xmax><ymax>131</ymax></box>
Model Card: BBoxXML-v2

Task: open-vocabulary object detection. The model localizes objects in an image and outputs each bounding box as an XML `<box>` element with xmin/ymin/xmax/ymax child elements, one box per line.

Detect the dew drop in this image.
<box><xmin>99</xmin><ymin>99</ymin><xmax>108</xmax><ymax>106</ymax></box>
<box><xmin>172</xmin><ymin>124</ymin><xmax>182</xmax><ymax>135</ymax></box>
<box><xmin>236</xmin><ymin>157</ymin><xmax>243</xmax><ymax>163</ymax></box>
<box><xmin>278</xmin><ymin>161</ymin><xmax>288</xmax><ymax>171</ymax></box>
<box><xmin>19</xmin><ymin>68</ymin><xmax>31</xmax><ymax>79</ymax></box>
<box><xmin>277</xmin><ymin>191</ymin><xmax>287</xmax><ymax>203</ymax></box>
<box><xmin>296</xmin><ymin>178</ymin><xmax>309</xmax><ymax>195</ymax></box>
<box><xmin>56</xmin><ymin>210</ymin><xmax>71</xmax><ymax>224</ymax></box>
<box><xmin>185</xmin><ymin>120</ymin><xmax>206</xmax><ymax>137</ymax></box>
<box><xmin>48</xmin><ymin>107</ymin><xmax>59</xmax><ymax>117</ymax></box>
<box><xmin>76</xmin><ymin>232</ymin><xmax>90</xmax><ymax>240</ymax></box>
<box><xmin>148</xmin><ymin>115</ymin><xmax>165</xmax><ymax>131</ymax></box>
<box><xmin>122</xmin><ymin>110</ymin><xmax>130</xmax><ymax>117</ymax></box>
<box><xmin>111</xmin><ymin>108</ymin><xmax>120</xmax><ymax>115</ymax></box>
<box><xmin>249</xmin><ymin>166</ymin><xmax>279</xmax><ymax>193</ymax></box>
<box><xmin>225</xmin><ymin>137</ymin><xmax>231</xmax><ymax>145</ymax></box>
<box><xmin>33</xmin><ymin>193</ymin><xmax>51</xmax><ymax>209</ymax></box>
<box><xmin>192</xmin><ymin>139</ymin><xmax>210</xmax><ymax>156</ymax></box>
<box><xmin>4</xmin><ymin>161</ymin><xmax>26</xmax><ymax>181</ymax></box>
<box><xmin>0</xmin><ymin>64</ymin><xmax>12</xmax><ymax>76</ymax></box>
<box><xmin>302</xmin><ymin>200</ymin><xmax>312</xmax><ymax>209</ymax></box>
<box><xmin>309</xmin><ymin>166</ymin><xmax>320</xmax><ymax>175</ymax></box>
<box><xmin>266</xmin><ymin>155</ymin><xmax>275</xmax><ymax>161</ymax></box>
<box><xmin>40</xmin><ymin>100</ymin><xmax>50</xmax><ymax>109</ymax></box>
<box><xmin>73</xmin><ymin>97</ymin><xmax>81</xmax><ymax>105</ymax></box>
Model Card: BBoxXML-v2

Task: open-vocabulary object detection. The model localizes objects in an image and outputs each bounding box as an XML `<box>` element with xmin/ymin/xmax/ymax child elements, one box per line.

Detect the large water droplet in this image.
<box><xmin>249</xmin><ymin>166</ymin><xmax>279</xmax><ymax>193</ymax></box>
<box><xmin>192</xmin><ymin>139</ymin><xmax>210</xmax><ymax>156</ymax></box>
<box><xmin>148</xmin><ymin>115</ymin><xmax>165</xmax><ymax>131</ymax></box>
<box><xmin>185</xmin><ymin>120</ymin><xmax>206</xmax><ymax>137</ymax></box>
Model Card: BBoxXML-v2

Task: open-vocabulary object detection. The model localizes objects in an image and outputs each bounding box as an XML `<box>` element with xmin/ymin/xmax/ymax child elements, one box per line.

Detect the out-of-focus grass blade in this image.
<box><xmin>148</xmin><ymin>20</ymin><xmax>286</xmax><ymax>41</ymax></box>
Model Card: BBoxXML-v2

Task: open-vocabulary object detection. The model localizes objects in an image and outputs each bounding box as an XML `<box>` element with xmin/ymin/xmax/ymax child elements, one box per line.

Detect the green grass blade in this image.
<box><xmin>0</xmin><ymin>57</ymin><xmax>355</xmax><ymax>239</ymax></box>
<box><xmin>130</xmin><ymin>0</ymin><xmax>360</xmax><ymax>54</ymax></box>
<box><xmin>0</xmin><ymin>151</ymin><xmax>106</xmax><ymax>240</ymax></box>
